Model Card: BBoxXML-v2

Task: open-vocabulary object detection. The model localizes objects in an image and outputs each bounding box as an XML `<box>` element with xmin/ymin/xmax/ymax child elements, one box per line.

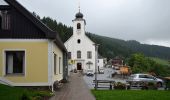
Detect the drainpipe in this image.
<box><xmin>50</xmin><ymin>40</ymin><xmax>55</xmax><ymax>92</ymax></box>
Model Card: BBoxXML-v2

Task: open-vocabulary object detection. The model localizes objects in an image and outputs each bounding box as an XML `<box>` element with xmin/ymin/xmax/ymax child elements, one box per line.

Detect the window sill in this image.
<box><xmin>5</xmin><ymin>73</ymin><xmax>25</xmax><ymax>77</ymax></box>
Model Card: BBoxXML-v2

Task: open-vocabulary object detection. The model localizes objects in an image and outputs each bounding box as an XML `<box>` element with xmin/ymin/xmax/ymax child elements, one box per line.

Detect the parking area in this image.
<box><xmin>83</xmin><ymin>68</ymin><xmax>127</xmax><ymax>89</ymax></box>
<box><xmin>83</xmin><ymin>67</ymin><xmax>165</xmax><ymax>90</ymax></box>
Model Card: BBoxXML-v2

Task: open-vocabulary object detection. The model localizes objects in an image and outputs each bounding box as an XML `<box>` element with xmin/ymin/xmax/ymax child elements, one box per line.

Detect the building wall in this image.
<box><xmin>52</xmin><ymin>42</ymin><xmax>63</xmax><ymax>82</ymax></box>
<box><xmin>0</xmin><ymin>39</ymin><xmax>49</xmax><ymax>85</ymax></box>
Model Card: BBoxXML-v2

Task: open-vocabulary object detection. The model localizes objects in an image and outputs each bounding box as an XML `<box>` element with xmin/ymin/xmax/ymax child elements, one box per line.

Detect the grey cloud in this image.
<box><xmin>4</xmin><ymin>0</ymin><xmax>170</xmax><ymax>47</ymax></box>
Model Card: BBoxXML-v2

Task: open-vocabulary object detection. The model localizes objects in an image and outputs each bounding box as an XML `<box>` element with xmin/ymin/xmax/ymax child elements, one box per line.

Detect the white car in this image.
<box><xmin>127</xmin><ymin>74</ymin><xmax>164</xmax><ymax>87</ymax></box>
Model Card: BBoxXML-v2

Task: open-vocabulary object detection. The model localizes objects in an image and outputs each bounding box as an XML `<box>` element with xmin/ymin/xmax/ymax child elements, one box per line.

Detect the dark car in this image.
<box><xmin>86</xmin><ymin>69</ymin><xmax>94</xmax><ymax>76</ymax></box>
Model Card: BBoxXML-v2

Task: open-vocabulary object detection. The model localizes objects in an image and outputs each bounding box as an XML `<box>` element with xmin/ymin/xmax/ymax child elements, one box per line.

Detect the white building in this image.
<box><xmin>97</xmin><ymin>56</ymin><xmax>107</xmax><ymax>71</ymax></box>
<box><xmin>64</xmin><ymin>11</ymin><xmax>96</xmax><ymax>73</ymax></box>
<box><xmin>98</xmin><ymin>59</ymin><xmax>104</xmax><ymax>69</ymax></box>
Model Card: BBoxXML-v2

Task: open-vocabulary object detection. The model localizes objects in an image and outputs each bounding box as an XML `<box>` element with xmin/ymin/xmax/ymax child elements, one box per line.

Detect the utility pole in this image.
<box><xmin>93</xmin><ymin>43</ymin><xmax>99</xmax><ymax>90</ymax></box>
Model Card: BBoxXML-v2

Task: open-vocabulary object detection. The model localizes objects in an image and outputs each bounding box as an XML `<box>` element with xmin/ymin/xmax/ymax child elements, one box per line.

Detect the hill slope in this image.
<box><xmin>86</xmin><ymin>33</ymin><xmax>170</xmax><ymax>59</ymax></box>
<box><xmin>40</xmin><ymin>16</ymin><xmax>170</xmax><ymax>59</ymax></box>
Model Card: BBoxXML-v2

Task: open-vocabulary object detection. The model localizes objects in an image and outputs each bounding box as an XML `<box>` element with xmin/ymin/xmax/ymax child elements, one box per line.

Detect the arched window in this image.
<box><xmin>77</xmin><ymin>51</ymin><xmax>81</xmax><ymax>59</ymax></box>
<box><xmin>77</xmin><ymin>23</ymin><xmax>81</xmax><ymax>29</ymax></box>
<box><xmin>77</xmin><ymin>39</ymin><xmax>81</xmax><ymax>44</ymax></box>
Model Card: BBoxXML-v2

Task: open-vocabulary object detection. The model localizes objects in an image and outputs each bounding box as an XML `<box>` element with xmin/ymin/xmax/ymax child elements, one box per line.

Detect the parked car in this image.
<box><xmin>99</xmin><ymin>68</ymin><xmax>104</xmax><ymax>74</ymax></box>
<box><xmin>127</xmin><ymin>74</ymin><xmax>164</xmax><ymax>87</ymax></box>
<box><xmin>86</xmin><ymin>69</ymin><xmax>94</xmax><ymax>76</ymax></box>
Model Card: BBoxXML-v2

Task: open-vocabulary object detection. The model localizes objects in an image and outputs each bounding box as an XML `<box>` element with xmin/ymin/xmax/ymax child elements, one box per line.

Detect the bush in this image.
<box><xmin>142</xmin><ymin>82</ymin><xmax>157</xmax><ymax>90</ymax></box>
<box><xmin>113</xmin><ymin>82</ymin><xmax>126</xmax><ymax>90</ymax></box>
<box><xmin>21</xmin><ymin>93</ymin><xmax>30</xmax><ymax>100</ymax></box>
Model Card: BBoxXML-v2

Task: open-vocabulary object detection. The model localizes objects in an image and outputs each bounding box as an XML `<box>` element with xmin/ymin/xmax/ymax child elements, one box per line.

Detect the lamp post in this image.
<box><xmin>93</xmin><ymin>43</ymin><xmax>99</xmax><ymax>90</ymax></box>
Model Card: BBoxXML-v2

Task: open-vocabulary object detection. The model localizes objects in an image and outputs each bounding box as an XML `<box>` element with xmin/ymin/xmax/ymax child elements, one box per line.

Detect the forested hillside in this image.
<box><xmin>39</xmin><ymin>16</ymin><xmax>170</xmax><ymax>60</ymax></box>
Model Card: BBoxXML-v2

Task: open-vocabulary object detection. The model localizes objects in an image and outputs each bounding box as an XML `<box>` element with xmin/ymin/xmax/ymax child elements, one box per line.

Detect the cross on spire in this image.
<box><xmin>78</xmin><ymin>0</ymin><xmax>80</xmax><ymax>12</ymax></box>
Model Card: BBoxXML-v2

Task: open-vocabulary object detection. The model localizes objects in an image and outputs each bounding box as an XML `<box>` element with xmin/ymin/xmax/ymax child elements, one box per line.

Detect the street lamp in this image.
<box><xmin>93</xmin><ymin>43</ymin><xmax>99</xmax><ymax>90</ymax></box>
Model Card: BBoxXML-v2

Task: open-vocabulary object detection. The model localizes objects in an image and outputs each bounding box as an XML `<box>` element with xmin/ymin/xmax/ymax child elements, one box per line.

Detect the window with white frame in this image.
<box><xmin>77</xmin><ymin>51</ymin><xmax>81</xmax><ymax>59</ymax></box>
<box><xmin>5</xmin><ymin>51</ymin><xmax>25</xmax><ymax>75</ymax></box>
<box><xmin>87</xmin><ymin>51</ymin><xmax>92</xmax><ymax>59</ymax></box>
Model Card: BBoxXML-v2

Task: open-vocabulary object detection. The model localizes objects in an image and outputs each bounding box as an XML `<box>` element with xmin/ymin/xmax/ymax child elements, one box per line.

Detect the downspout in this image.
<box><xmin>49</xmin><ymin>40</ymin><xmax>55</xmax><ymax>92</ymax></box>
<box><xmin>63</xmin><ymin>52</ymin><xmax>68</xmax><ymax>81</ymax></box>
<box><xmin>51</xmin><ymin>41</ymin><xmax>54</xmax><ymax>92</ymax></box>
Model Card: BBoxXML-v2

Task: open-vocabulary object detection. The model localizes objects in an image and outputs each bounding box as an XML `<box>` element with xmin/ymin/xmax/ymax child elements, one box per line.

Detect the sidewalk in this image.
<box><xmin>50</xmin><ymin>72</ymin><xmax>96</xmax><ymax>100</ymax></box>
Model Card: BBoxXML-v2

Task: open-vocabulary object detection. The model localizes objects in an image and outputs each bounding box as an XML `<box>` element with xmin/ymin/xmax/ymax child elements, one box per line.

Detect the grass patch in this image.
<box><xmin>92</xmin><ymin>90</ymin><xmax>170</xmax><ymax>100</ymax></box>
<box><xmin>0</xmin><ymin>84</ymin><xmax>53</xmax><ymax>100</ymax></box>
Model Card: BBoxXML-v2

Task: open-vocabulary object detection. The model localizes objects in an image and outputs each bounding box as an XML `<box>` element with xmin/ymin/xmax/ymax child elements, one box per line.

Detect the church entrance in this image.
<box><xmin>77</xmin><ymin>63</ymin><xmax>82</xmax><ymax>70</ymax></box>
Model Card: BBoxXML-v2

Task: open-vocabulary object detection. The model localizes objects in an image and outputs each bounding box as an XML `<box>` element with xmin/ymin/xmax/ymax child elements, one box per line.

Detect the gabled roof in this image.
<box><xmin>5</xmin><ymin>0</ymin><xmax>55</xmax><ymax>39</ymax></box>
<box><xmin>4</xmin><ymin>0</ymin><xmax>67</xmax><ymax>52</ymax></box>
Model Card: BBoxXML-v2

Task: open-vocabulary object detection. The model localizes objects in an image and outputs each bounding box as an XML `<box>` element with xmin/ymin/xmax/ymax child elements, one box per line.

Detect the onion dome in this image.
<box><xmin>75</xmin><ymin>12</ymin><xmax>83</xmax><ymax>18</ymax></box>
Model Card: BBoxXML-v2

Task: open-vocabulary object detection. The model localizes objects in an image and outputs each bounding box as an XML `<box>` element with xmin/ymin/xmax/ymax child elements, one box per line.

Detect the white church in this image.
<box><xmin>65</xmin><ymin>11</ymin><xmax>98</xmax><ymax>73</ymax></box>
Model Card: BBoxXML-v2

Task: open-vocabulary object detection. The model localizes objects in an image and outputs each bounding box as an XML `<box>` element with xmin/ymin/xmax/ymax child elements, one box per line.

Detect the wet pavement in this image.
<box><xmin>50</xmin><ymin>72</ymin><xmax>95</xmax><ymax>100</ymax></box>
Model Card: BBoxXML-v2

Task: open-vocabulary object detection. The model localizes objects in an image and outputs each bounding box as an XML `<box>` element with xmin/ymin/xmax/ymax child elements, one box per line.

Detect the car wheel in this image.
<box><xmin>157</xmin><ymin>82</ymin><xmax>162</xmax><ymax>87</ymax></box>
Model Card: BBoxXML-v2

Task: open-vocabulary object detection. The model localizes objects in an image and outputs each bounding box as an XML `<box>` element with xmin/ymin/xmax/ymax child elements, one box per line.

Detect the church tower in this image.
<box><xmin>72</xmin><ymin>10</ymin><xmax>86</xmax><ymax>36</ymax></box>
<box><xmin>64</xmin><ymin>5</ymin><xmax>96</xmax><ymax>74</ymax></box>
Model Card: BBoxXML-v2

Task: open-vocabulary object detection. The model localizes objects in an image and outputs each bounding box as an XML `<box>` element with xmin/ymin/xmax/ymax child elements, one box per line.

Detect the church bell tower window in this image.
<box><xmin>77</xmin><ymin>23</ymin><xmax>81</xmax><ymax>29</ymax></box>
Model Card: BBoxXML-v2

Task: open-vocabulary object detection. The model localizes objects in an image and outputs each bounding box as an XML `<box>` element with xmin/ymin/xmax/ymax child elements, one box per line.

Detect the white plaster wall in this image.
<box><xmin>97</xmin><ymin>59</ymin><xmax>104</xmax><ymax>69</ymax></box>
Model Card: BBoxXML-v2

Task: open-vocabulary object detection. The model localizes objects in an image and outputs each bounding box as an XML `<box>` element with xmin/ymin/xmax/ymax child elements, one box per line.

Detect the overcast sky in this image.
<box><xmin>1</xmin><ymin>0</ymin><xmax>170</xmax><ymax>47</ymax></box>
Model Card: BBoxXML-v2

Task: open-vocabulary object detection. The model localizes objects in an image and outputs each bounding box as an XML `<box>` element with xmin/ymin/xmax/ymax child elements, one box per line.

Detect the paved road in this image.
<box><xmin>50</xmin><ymin>72</ymin><xmax>96</xmax><ymax>100</ymax></box>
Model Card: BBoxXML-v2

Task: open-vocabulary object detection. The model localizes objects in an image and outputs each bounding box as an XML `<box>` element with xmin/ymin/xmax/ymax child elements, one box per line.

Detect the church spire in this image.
<box><xmin>78</xmin><ymin>0</ymin><xmax>80</xmax><ymax>12</ymax></box>
<box><xmin>75</xmin><ymin>0</ymin><xmax>83</xmax><ymax>19</ymax></box>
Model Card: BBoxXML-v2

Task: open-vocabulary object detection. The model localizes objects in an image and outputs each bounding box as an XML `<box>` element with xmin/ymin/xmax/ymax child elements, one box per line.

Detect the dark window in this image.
<box><xmin>77</xmin><ymin>51</ymin><xmax>81</xmax><ymax>59</ymax></box>
<box><xmin>68</xmin><ymin>52</ymin><xmax>71</xmax><ymax>59</ymax></box>
<box><xmin>54</xmin><ymin>54</ymin><xmax>57</xmax><ymax>75</ymax></box>
<box><xmin>77</xmin><ymin>23</ymin><xmax>81</xmax><ymax>29</ymax></box>
<box><xmin>0</xmin><ymin>10</ymin><xmax>11</xmax><ymax>30</ymax></box>
<box><xmin>6</xmin><ymin>51</ymin><xmax>25</xmax><ymax>75</ymax></box>
<box><xmin>59</xmin><ymin>57</ymin><xmax>61</xmax><ymax>74</ymax></box>
<box><xmin>77</xmin><ymin>39</ymin><xmax>81</xmax><ymax>44</ymax></box>
<box><xmin>87</xmin><ymin>51</ymin><xmax>92</xmax><ymax>59</ymax></box>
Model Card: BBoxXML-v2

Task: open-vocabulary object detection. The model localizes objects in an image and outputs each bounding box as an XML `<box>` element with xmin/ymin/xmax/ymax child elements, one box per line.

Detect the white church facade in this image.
<box><xmin>64</xmin><ymin>11</ymin><xmax>96</xmax><ymax>73</ymax></box>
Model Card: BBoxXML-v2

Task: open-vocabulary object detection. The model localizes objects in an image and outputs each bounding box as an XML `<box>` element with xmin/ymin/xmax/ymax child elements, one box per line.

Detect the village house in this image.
<box><xmin>0</xmin><ymin>0</ymin><xmax>67</xmax><ymax>91</ymax></box>
<box><xmin>112</xmin><ymin>56</ymin><xmax>124</xmax><ymax>69</ymax></box>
